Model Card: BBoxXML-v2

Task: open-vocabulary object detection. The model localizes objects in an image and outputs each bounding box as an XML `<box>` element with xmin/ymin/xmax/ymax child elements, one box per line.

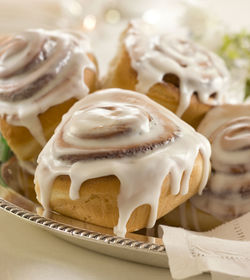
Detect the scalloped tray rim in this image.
<box><xmin>0</xmin><ymin>198</ymin><xmax>167</xmax><ymax>253</ymax></box>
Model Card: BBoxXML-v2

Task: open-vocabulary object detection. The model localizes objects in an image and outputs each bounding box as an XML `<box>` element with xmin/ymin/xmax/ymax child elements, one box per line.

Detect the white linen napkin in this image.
<box><xmin>159</xmin><ymin>212</ymin><xmax>250</xmax><ymax>279</ymax></box>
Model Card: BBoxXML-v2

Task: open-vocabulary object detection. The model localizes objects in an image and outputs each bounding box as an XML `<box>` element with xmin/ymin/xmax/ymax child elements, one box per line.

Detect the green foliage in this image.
<box><xmin>219</xmin><ymin>31</ymin><xmax>250</xmax><ymax>64</ymax></box>
<box><xmin>0</xmin><ymin>133</ymin><xmax>12</xmax><ymax>187</ymax></box>
<box><xmin>219</xmin><ymin>31</ymin><xmax>250</xmax><ymax>99</ymax></box>
<box><xmin>245</xmin><ymin>79</ymin><xmax>250</xmax><ymax>99</ymax></box>
<box><xmin>0</xmin><ymin>134</ymin><xmax>11</xmax><ymax>163</ymax></box>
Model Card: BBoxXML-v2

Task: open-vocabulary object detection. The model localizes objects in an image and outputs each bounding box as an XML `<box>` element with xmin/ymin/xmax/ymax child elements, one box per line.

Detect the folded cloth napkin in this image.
<box><xmin>159</xmin><ymin>212</ymin><xmax>250</xmax><ymax>280</ymax></box>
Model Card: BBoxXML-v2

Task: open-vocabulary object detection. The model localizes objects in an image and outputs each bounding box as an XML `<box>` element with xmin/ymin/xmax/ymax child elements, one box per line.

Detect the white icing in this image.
<box><xmin>0</xmin><ymin>29</ymin><xmax>96</xmax><ymax>146</ymax></box>
<box><xmin>35</xmin><ymin>88</ymin><xmax>211</xmax><ymax>237</ymax></box>
<box><xmin>192</xmin><ymin>105</ymin><xmax>250</xmax><ymax>221</ymax></box>
<box><xmin>125</xmin><ymin>20</ymin><xmax>230</xmax><ymax>116</ymax></box>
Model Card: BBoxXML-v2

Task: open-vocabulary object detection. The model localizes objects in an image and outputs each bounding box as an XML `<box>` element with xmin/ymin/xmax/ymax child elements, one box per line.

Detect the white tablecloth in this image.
<box><xmin>0</xmin><ymin>209</ymin><xmax>209</xmax><ymax>280</ymax></box>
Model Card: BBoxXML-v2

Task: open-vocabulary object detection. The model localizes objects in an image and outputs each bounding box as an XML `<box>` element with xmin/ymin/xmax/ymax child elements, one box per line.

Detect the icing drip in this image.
<box><xmin>0</xmin><ymin>29</ymin><xmax>96</xmax><ymax>146</ymax></box>
<box><xmin>35</xmin><ymin>89</ymin><xmax>211</xmax><ymax>236</ymax></box>
<box><xmin>125</xmin><ymin>21</ymin><xmax>230</xmax><ymax>116</ymax></box>
<box><xmin>193</xmin><ymin>105</ymin><xmax>250</xmax><ymax>221</ymax></box>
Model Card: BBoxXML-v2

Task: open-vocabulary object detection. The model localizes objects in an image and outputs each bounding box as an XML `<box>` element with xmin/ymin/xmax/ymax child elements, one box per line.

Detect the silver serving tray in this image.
<box><xmin>0</xmin><ymin>185</ymin><xmax>169</xmax><ymax>268</ymax></box>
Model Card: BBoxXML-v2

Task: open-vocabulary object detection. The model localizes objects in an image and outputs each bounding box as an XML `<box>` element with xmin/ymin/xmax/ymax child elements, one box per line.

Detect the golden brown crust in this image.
<box><xmin>104</xmin><ymin>39</ymin><xmax>138</xmax><ymax>90</ymax></box>
<box><xmin>0</xmin><ymin>97</ymin><xmax>77</xmax><ymax>161</ymax></box>
<box><xmin>103</xmin><ymin>31</ymin><xmax>212</xmax><ymax>129</ymax></box>
<box><xmin>0</xmin><ymin>57</ymin><xmax>98</xmax><ymax>162</ymax></box>
<box><xmin>147</xmin><ymin>83</ymin><xmax>212</xmax><ymax>129</ymax></box>
<box><xmin>35</xmin><ymin>152</ymin><xmax>204</xmax><ymax>232</ymax></box>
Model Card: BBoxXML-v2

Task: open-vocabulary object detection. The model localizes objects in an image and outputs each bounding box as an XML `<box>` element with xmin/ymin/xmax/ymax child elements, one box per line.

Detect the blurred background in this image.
<box><xmin>0</xmin><ymin>0</ymin><xmax>249</xmax><ymax>75</ymax></box>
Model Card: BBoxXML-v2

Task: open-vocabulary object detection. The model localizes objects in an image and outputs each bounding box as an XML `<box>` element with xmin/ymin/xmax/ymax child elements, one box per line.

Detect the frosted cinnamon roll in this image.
<box><xmin>104</xmin><ymin>21</ymin><xmax>230</xmax><ymax>128</ymax></box>
<box><xmin>193</xmin><ymin>104</ymin><xmax>250</xmax><ymax>223</ymax></box>
<box><xmin>162</xmin><ymin>104</ymin><xmax>250</xmax><ymax>231</ymax></box>
<box><xmin>0</xmin><ymin>29</ymin><xmax>98</xmax><ymax>161</ymax></box>
<box><xmin>34</xmin><ymin>88</ymin><xmax>211</xmax><ymax>236</ymax></box>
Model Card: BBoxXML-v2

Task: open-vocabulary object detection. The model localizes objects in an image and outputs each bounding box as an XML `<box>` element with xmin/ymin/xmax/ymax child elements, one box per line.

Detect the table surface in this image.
<box><xmin>0</xmin><ymin>209</ymin><xmax>210</xmax><ymax>280</ymax></box>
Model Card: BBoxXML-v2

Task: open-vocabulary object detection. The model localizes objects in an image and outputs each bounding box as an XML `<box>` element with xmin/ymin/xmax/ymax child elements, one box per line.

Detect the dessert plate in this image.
<box><xmin>0</xmin><ymin>185</ymin><xmax>168</xmax><ymax>268</ymax></box>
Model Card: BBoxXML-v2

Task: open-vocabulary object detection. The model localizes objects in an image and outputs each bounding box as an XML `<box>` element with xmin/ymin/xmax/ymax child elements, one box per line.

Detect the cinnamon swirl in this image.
<box><xmin>34</xmin><ymin>88</ymin><xmax>211</xmax><ymax>236</ymax></box>
<box><xmin>0</xmin><ymin>29</ymin><xmax>98</xmax><ymax>161</ymax></box>
<box><xmin>104</xmin><ymin>21</ymin><xmax>230</xmax><ymax>128</ymax></box>
<box><xmin>162</xmin><ymin>104</ymin><xmax>250</xmax><ymax>231</ymax></box>
<box><xmin>193</xmin><ymin>104</ymin><xmax>250</xmax><ymax>222</ymax></box>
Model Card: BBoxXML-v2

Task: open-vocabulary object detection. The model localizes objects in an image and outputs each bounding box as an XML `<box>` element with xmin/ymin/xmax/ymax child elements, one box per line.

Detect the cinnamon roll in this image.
<box><xmin>0</xmin><ymin>29</ymin><xmax>98</xmax><ymax>161</ymax></box>
<box><xmin>162</xmin><ymin>104</ymin><xmax>250</xmax><ymax>231</ymax></box>
<box><xmin>34</xmin><ymin>88</ymin><xmax>211</xmax><ymax>236</ymax></box>
<box><xmin>104</xmin><ymin>21</ymin><xmax>230</xmax><ymax>128</ymax></box>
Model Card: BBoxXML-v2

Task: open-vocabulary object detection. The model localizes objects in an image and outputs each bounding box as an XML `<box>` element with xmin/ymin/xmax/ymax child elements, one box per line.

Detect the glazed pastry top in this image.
<box><xmin>0</xmin><ymin>29</ymin><xmax>96</xmax><ymax>145</ymax></box>
<box><xmin>35</xmin><ymin>88</ymin><xmax>211</xmax><ymax>236</ymax></box>
<box><xmin>193</xmin><ymin>104</ymin><xmax>250</xmax><ymax>221</ymax></box>
<box><xmin>125</xmin><ymin>20</ymin><xmax>230</xmax><ymax>116</ymax></box>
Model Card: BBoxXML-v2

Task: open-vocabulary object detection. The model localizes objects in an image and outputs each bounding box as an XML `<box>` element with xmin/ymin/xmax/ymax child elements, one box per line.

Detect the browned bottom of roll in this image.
<box><xmin>35</xmin><ymin>153</ymin><xmax>204</xmax><ymax>233</ymax></box>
